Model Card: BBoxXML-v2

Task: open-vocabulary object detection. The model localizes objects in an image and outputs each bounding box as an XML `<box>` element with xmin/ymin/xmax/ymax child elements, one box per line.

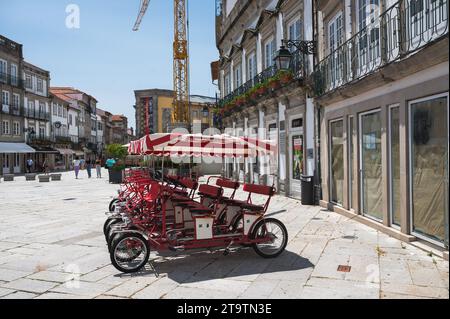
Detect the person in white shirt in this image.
<box><xmin>73</xmin><ymin>157</ymin><xmax>81</xmax><ymax>179</ymax></box>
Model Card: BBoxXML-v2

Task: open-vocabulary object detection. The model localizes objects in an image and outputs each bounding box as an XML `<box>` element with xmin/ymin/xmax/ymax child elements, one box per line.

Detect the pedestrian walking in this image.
<box><xmin>95</xmin><ymin>158</ymin><xmax>102</xmax><ymax>178</ymax></box>
<box><xmin>86</xmin><ymin>160</ymin><xmax>92</xmax><ymax>179</ymax></box>
<box><xmin>26</xmin><ymin>158</ymin><xmax>34</xmax><ymax>173</ymax></box>
<box><xmin>73</xmin><ymin>157</ymin><xmax>81</xmax><ymax>179</ymax></box>
<box><xmin>43</xmin><ymin>159</ymin><xmax>49</xmax><ymax>175</ymax></box>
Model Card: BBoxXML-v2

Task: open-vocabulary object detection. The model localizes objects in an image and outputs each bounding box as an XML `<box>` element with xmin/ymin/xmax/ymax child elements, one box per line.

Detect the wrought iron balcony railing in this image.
<box><xmin>314</xmin><ymin>0</ymin><xmax>448</xmax><ymax>96</ymax></box>
<box><xmin>0</xmin><ymin>72</ymin><xmax>24</xmax><ymax>88</ymax></box>
<box><xmin>1</xmin><ymin>104</ymin><xmax>23</xmax><ymax>116</ymax></box>
<box><xmin>24</xmin><ymin>108</ymin><xmax>51</xmax><ymax>121</ymax></box>
<box><xmin>219</xmin><ymin>49</ymin><xmax>307</xmax><ymax>108</ymax></box>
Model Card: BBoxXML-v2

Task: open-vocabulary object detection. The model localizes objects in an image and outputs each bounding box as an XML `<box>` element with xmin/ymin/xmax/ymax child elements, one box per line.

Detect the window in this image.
<box><xmin>28</xmin><ymin>100</ymin><xmax>35</xmax><ymax>113</ymax></box>
<box><xmin>234</xmin><ymin>63</ymin><xmax>242</xmax><ymax>88</ymax></box>
<box><xmin>0</xmin><ymin>59</ymin><xmax>6</xmax><ymax>82</ymax></box>
<box><xmin>328</xmin><ymin>12</ymin><xmax>344</xmax><ymax>53</ymax></box>
<box><xmin>52</xmin><ymin>103</ymin><xmax>57</xmax><ymax>116</ymax></box>
<box><xmin>2</xmin><ymin>90</ymin><xmax>10</xmax><ymax>106</ymax></box>
<box><xmin>12</xmin><ymin>94</ymin><xmax>20</xmax><ymax>108</ymax></box>
<box><xmin>10</xmin><ymin>64</ymin><xmax>18</xmax><ymax>85</ymax></box>
<box><xmin>247</xmin><ymin>52</ymin><xmax>257</xmax><ymax>81</ymax></box>
<box><xmin>224</xmin><ymin>72</ymin><xmax>231</xmax><ymax>96</ymax></box>
<box><xmin>288</xmin><ymin>19</ymin><xmax>302</xmax><ymax>52</ymax></box>
<box><xmin>37</xmin><ymin>78</ymin><xmax>43</xmax><ymax>93</ymax></box>
<box><xmin>39</xmin><ymin>102</ymin><xmax>45</xmax><ymax>115</ymax></box>
<box><xmin>58</xmin><ymin>104</ymin><xmax>62</xmax><ymax>117</ymax></box>
<box><xmin>63</xmin><ymin>107</ymin><xmax>67</xmax><ymax>118</ymax></box>
<box><xmin>69</xmin><ymin>114</ymin><xmax>73</xmax><ymax>125</ymax></box>
<box><xmin>13</xmin><ymin>121</ymin><xmax>20</xmax><ymax>136</ymax></box>
<box><xmin>409</xmin><ymin>93</ymin><xmax>448</xmax><ymax>244</ymax></box>
<box><xmin>25</xmin><ymin>74</ymin><xmax>32</xmax><ymax>89</ymax></box>
<box><xmin>39</xmin><ymin>127</ymin><xmax>45</xmax><ymax>138</ymax></box>
<box><xmin>264</xmin><ymin>37</ymin><xmax>276</xmax><ymax>68</ymax></box>
<box><xmin>328</xmin><ymin>12</ymin><xmax>344</xmax><ymax>86</ymax></box>
<box><xmin>2</xmin><ymin>120</ymin><xmax>10</xmax><ymax>135</ymax></box>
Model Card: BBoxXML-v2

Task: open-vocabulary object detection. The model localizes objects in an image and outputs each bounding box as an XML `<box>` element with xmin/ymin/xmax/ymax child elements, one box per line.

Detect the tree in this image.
<box><xmin>106</xmin><ymin>144</ymin><xmax>128</xmax><ymax>160</ymax></box>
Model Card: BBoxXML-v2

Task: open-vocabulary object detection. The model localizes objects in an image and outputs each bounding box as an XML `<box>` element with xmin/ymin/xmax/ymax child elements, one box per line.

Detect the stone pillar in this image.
<box><xmin>256</xmin><ymin>33</ymin><xmax>263</xmax><ymax>74</ymax></box>
<box><xmin>241</xmin><ymin>48</ymin><xmax>247</xmax><ymax>83</ymax></box>
<box><xmin>276</xmin><ymin>12</ymin><xmax>284</xmax><ymax>49</ymax></box>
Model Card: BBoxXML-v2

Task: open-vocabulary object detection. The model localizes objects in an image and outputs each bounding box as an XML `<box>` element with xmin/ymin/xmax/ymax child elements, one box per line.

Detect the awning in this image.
<box><xmin>30</xmin><ymin>145</ymin><xmax>59</xmax><ymax>154</ymax></box>
<box><xmin>74</xmin><ymin>151</ymin><xmax>84</xmax><ymax>157</ymax></box>
<box><xmin>55</xmin><ymin>148</ymin><xmax>75</xmax><ymax>156</ymax></box>
<box><xmin>0</xmin><ymin>142</ymin><xmax>36</xmax><ymax>154</ymax></box>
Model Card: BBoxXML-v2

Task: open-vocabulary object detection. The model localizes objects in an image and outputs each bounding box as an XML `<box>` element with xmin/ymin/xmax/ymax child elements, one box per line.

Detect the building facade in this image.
<box><xmin>0</xmin><ymin>35</ymin><xmax>31</xmax><ymax>175</ymax></box>
<box><xmin>50</xmin><ymin>87</ymin><xmax>98</xmax><ymax>161</ymax></box>
<box><xmin>23</xmin><ymin>61</ymin><xmax>56</xmax><ymax>170</ymax></box>
<box><xmin>134</xmin><ymin>89</ymin><xmax>216</xmax><ymax>137</ymax></box>
<box><xmin>215</xmin><ymin>0</ymin><xmax>316</xmax><ymax>197</ymax></box>
<box><xmin>314</xmin><ymin>0</ymin><xmax>449</xmax><ymax>249</ymax></box>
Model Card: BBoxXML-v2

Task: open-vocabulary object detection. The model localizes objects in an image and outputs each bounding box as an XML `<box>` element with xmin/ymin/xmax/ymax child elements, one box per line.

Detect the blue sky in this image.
<box><xmin>0</xmin><ymin>0</ymin><xmax>219</xmax><ymax>129</ymax></box>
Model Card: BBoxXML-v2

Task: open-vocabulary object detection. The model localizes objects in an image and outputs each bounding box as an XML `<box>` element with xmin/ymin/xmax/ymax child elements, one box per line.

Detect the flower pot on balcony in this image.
<box><xmin>280</xmin><ymin>73</ymin><xmax>294</xmax><ymax>84</ymax></box>
<box><xmin>269</xmin><ymin>79</ymin><xmax>281</xmax><ymax>90</ymax></box>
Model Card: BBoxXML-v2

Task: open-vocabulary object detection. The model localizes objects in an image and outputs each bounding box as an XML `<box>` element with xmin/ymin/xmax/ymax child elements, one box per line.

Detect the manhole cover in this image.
<box><xmin>342</xmin><ymin>235</ymin><xmax>358</xmax><ymax>240</ymax></box>
<box><xmin>337</xmin><ymin>265</ymin><xmax>352</xmax><ymax>273</ymax></box>
<box><xmin>63</xmin><ymin>198</ymin><xmax>77</xmax><ymax>201</ymax></box>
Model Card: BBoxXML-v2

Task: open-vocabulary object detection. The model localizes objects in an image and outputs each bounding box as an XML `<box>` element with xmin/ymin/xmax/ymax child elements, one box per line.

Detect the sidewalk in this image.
<box><xmin>0</xmin><ymin>171</ymin><xmax>448</xmax><ymax>299</ymax></box>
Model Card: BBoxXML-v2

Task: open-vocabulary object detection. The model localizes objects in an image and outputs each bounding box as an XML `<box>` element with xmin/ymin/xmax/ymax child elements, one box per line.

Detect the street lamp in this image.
<box><xmin>273</xmin><ymin>45</ymin><xmax>293</xmax><ymax>70</ymax></box>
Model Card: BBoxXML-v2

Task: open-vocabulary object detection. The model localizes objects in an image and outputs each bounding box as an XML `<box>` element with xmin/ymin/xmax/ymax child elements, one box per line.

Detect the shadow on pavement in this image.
<box><xmin>114</xmin><ymin>247</ymin><xmax>314</xmax><ymax>284</ymax></box>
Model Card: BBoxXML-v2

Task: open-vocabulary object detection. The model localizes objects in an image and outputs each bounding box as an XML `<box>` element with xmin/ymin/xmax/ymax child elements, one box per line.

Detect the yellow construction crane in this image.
<box><xmin>133</xmin><ymin>0</ymin><xmax>190</xmax><ymax>130</ymax></box>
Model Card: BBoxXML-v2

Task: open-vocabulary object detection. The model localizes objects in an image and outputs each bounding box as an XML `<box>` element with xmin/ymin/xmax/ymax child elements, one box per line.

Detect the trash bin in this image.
<box><xmin>301</xmin><ymin>175</ymin><xmax>314</xmax><ymax>205</ymax></box>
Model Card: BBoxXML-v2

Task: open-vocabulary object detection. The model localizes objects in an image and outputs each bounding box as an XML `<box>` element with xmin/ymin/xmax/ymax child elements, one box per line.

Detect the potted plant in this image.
<box><xmin>268</xmin><ymin>76</ymin><xmax>281</xmax><ymax>90</ymax></box>
<box><xmin>279</xmin><ymin>69</ymin><xmax>294</xmax><ymax>84</ymax></box>
<box><xmin>106</xmin><ymin>143</ymin><xmax>128</xmax><ymax>184</ymax></box>
<box><xmin>255</xmin><ymin>82</ymin><xmax>268</xmax><ymax>96</ymax></box>
<box><xmin>249</xmin><ymin>87</ymin><xmax>259</xmax><ymax>101</ymax></box>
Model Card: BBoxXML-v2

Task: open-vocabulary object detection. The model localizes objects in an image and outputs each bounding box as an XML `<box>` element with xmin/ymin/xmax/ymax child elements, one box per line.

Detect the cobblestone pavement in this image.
<box><xmin>0</xmin><ymin>170</ymin><xmax>448</xmax><ymax>299</ymax></box>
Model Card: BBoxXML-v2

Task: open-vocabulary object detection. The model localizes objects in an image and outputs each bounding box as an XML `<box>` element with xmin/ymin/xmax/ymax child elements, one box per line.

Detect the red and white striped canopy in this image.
<box><xmin>128</xmin><ymin>133</ymin><xmax>276</xmax><ymax>158</ymax></box>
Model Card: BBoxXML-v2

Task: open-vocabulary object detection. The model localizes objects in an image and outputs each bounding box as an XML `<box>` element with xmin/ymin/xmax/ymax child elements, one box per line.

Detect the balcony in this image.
<box><xmin>24</xmin><ymin>108</ymin><xmax>51</xmax><ymax>121</ymax></box>
<box><xmin>54</xmin><ymin>135</ymin><xmax>72</xmax><ymax>144</ymax></box>
<box><xmin>1</xmin><ymin>104</ymin><xmax>23</xmax><ymax>116</ymax></box>
<box><xmin>30</xmin><ymin>135</ymin><xmax>53</xmax><ymax>145</ymax></box>
<box><xmin>0</xmin><ymin>72</ymin><xmax>24</xmax><ymax>89</ymax></box>
<box><xmin>314</xmin><ymin>0</ymin><xmax>448</xmax><ymax>96</ymax></box>
<box><xmin>218</xmin><ymin>49</ymin><xmax>307</xmax><ymax>115</ymax></box>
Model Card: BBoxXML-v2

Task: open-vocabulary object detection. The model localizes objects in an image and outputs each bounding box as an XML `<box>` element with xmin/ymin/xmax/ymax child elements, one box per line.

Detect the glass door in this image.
<box><xmin>13</xmin><ymin>153</ymin><xmax>21</xmax><ymax>174</ymax></box>
<box><xmin>410</xmin><ymin>93</ymin><xmax>449</xmax><ymax>246</ymax></box>
<box><xmin>359</xmin><ymin>110</ymin><xmax>383</xmax><ymax>221</ymax></box>
<box><xmin>290</xmin><ymin>134</ymin><xmax>303</xmax><ymax>197</ymax></box>
<box><xmin>2</xmin><ymin>154</ymin><xmax>10</xmax><ymax>175</ymax></box>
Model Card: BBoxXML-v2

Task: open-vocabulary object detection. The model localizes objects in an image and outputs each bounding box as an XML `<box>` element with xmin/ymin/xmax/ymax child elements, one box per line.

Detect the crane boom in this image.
<box><xmin>132</xmin><ymin>0</ymin><xmax>190</xmax><ymax>131</ymax></box>
<box><xmin>132</xmin><ymin>0</ymin><xmax>151</xmax><ymax>32</ymax></box>
<box><xmin>172</xmin><ymin>0</ymin><xmax>190</xmax><ymax>126</ymax></box>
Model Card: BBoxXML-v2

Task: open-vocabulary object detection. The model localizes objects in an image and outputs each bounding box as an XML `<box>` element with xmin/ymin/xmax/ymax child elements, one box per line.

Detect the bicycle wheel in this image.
<box><xmin>110</xmin><ymin>233</ymin><xmax>149</xmax><ymax>273</ymax></box>
<box><xmin>251</xmin><ymin>218</ymin><xmax>288</xmax><ymax>258</ymax></box>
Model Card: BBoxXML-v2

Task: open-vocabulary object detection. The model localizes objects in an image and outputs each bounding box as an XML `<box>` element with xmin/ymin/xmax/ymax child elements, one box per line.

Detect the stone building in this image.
<box><xmin>215</xmin><ymin>0</ymin><xmax>316</xmax><ymax>198</ymax></box>
<box><xmin>23</xmin><ymin>61</ymin><xmax>55</xmax><ymax>170</ymax></box>
<box><xmin>50</xmin><ymin>87</ymin><xmax>98</xmax><ymax>160</ymax></box>
<box><xmin>314</xmin><ymin>0</ymin><xmax>449</xmax><ymax>252</ymax></box>
<box><xmin>134</xmin><ymin>88</ymin><xmax>216</xmax><ymax>137</ymax></box>
<box><xmin>0</xmin><ymin>35</ymin><xmax>34</xmax><ymax>174</ymax></box>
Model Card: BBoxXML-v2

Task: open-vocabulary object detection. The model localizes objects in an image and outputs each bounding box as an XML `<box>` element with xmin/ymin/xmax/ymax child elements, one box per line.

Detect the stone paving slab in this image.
<box><xmin>0</xmin><ymin>170</ymin><xmax>448</xmax><ymax>299</ymax></box>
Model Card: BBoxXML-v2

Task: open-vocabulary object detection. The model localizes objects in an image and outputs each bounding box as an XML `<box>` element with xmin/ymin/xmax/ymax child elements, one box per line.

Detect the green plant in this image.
<box><xmin>106</xmin><ymin>144</ymin><xmax>128</xmax><ymax>160</ymax></box>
